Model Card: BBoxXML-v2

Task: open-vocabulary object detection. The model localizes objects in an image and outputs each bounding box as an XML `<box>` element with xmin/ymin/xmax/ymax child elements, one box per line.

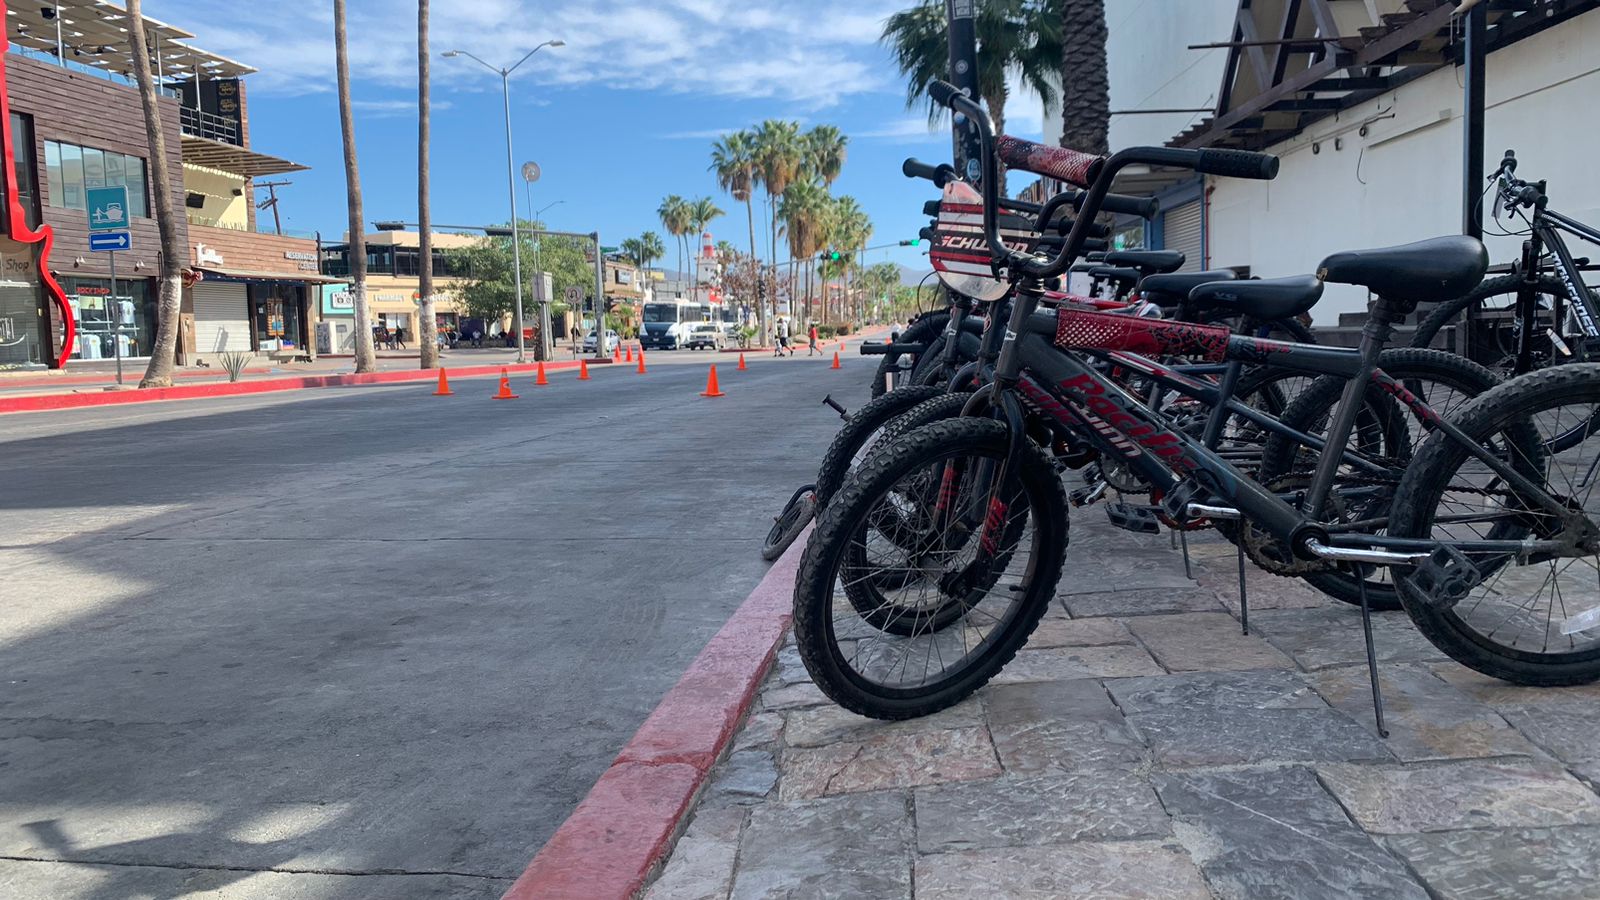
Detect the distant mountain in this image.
<box><xmin>898</xmin><ymin>264</ymin><xmax>935</xmax><ymax>288</ymax></box>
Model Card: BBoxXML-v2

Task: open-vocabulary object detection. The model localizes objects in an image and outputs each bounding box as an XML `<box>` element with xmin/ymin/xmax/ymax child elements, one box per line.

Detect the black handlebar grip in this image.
<box><xmin>902</xmin><ymin>158</ymin><xmax>949</xmax><ymax>184</ymax></box>
<box><xmin>1098</xmin><ymin>193</ymin><xmax>1160</xmax><ymax>219</ymax></box>
<box><xmin>922</xmin><ymin>200</ymin><xmax>941</xmax><ymax>217</ymax></box>
<box><xmin>929</xmin><ymin>80</ymin><xmax>964</xmax><ymax>108</ymax></box>
<box><xmin>918</xmin><ymin>225</ymin><xmax>936</xmax><ymax>243</ymax></box>
<box><xmin>1194</xmin><ymin>148</ymin><xmax>1279</xmax><ymax>180</ymax></box>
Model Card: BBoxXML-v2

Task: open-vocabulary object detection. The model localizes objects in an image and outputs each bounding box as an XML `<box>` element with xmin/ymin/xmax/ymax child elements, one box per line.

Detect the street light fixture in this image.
<box><xmin>442</xmin><ymin>39</ymin><xmax>564</xmax><ymax>362</ymax></box>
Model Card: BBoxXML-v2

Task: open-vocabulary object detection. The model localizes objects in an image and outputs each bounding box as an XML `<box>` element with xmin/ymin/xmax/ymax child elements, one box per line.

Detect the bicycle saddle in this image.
<box><xmin>1187</xmin><ymin>275</ymin><xmax>1324</xmax><ymax>322</ymax></box>
<box><xmin>1317</xmin><ymin>236</ymin><xmax>1488</xmax><ymax>305</ymax></box>
<box><xmin>1139</xmin><ymin>270</ymin><xmax>1237</xmax><ymax>304</ymax></box>
<box><xmin>1087</xmin><ymin>266</ymin><xmax>1142</xmax><ymax>285</ymax></box>
<box><xmin>1101</xmin><ymin>249</ymin><xmax>1185</xmax><ymax>275</ymax></box>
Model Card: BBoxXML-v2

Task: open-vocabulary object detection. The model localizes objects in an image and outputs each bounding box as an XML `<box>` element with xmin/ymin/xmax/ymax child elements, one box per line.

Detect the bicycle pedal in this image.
<box><xmin>1158</xmin><ymin>479</ymin><xmax>1205</xmax><ymax>523</ymax></box>
<box><xmin>1106</xmin><ymin>502</ymin><xmax>1162</xmax><ymax>535</ymax></box>
<box><xmin>1408</xmin><ymin>545</ymin><xmax>1481</xmax><ymax>610</ymax></box>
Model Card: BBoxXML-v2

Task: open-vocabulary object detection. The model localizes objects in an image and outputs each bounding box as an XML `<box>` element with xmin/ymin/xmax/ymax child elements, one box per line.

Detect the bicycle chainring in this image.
<box><xmin>1241</xmin><ymin>476</ymin><xmax>1334</xmax><ymax>575</ymax></box>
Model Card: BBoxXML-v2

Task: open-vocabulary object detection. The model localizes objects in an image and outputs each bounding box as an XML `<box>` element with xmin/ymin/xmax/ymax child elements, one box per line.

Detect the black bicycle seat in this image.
<box><xmin>1088</xmin><ymin>266</ymin><xmax>1142</xmax><ymax>284</ymax></box>
<box><xmin>1101</xmin><ymin>249</ymin><xmax>1185</xmax><ymax>275</ymax></box>
<box><xmin>1188</xmin><ymin>275</ymin><xmax>1324</xmax><ymax>322</ymax></box>
<box><xmin>1317</xmin><ymin>236</ymin><xmax>1488</xmax><ymax>305</ymax></box>
<box><xmin>1139</xmin><ymin>270</ymin><xmax>1237</xmax><ymax>304</ymax></box>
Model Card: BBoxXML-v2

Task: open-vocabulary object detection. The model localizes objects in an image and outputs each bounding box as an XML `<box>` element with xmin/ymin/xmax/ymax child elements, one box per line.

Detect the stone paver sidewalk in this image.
<box><xmin>645</xmin><ymin>514</ymin><xmax>1600</xmax><ymax>899</ymax></box>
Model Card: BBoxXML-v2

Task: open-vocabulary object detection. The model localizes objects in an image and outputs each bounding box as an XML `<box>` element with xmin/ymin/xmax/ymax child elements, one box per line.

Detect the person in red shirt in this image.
<box><xmin>808</xmin><ymin>322</ymin><xmax>821</xmax><ymax>356</ymax></box>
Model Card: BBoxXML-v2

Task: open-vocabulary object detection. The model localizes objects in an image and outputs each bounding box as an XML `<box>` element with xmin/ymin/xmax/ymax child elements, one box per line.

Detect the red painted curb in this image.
<box><xmin>0</xmin><ymin>359</ymin><xmax>611</xmax><ymax>415</ymax></box>
<box><xmin>502</xmin><ymin>527</ymin><xmax>809</xmax><ymax>900</ymax></box>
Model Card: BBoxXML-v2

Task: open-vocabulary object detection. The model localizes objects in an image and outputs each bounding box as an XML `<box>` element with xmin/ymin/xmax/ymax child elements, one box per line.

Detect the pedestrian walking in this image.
<box><xmin>808</xmin><ymin>322</ymin><xmax>821</xmax><ymax>356</ymax></box>
<box><xmin>775</xmin><ymin>317</ymin><xmax>791</xmax><ymax>357</ymax></box>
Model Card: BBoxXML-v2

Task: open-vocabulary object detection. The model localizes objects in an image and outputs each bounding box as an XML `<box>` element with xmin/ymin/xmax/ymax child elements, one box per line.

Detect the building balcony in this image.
<box><xmin>180</xmin><ymin>106</ymin><xmax>239</xmax><ymax>145</ymax></box>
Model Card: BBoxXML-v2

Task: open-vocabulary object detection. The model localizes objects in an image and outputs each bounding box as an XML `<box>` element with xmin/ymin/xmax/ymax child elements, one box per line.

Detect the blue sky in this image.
<box><xmin>143</xmin><ymin>0</ymin><xmax>1050</xmax><ymax>274</ymax></box>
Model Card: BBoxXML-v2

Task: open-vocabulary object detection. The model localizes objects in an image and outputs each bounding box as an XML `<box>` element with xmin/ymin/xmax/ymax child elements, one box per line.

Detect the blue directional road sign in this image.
<box><xmin>86</xmin><ymin>185</ymin><xmax>131</xmax><ymax>231</ymax></box>
<box><xmin>89</xmin><ymin>230</ymin><xmax>131</xmax><ymax>252</ymax></box>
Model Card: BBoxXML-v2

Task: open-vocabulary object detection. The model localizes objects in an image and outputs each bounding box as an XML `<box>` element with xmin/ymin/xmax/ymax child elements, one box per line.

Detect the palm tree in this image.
<box><xmin>710</xmin><ymin>130</ymin><xmax>765</xmax><ymax>335</ymax></box>
<box><xmin>882</xmin><ymin>0</ymin><xmax>1061</xmax><ymax>184</ymax></box>
<box><xmin>805</xmin><ymin>125</ymin><xmax>849</xmax><ymax>190</ymax></box>
<box><xmin>778</xmin><ymin>181</ymin><xmax>828</xmax><ymax>322</ymax></box>
<box><xmin>831</xmin><ymin>195</ymin><xmax>871</xmax><ymax>322</ymax></box>
<box><xmin>638</xmin><ymin>230</ymin><xmax>665</xmax><ymax>283</ymax></box>
<box><xmin>657</xmin><ymin>194</ymin><xmax>690</xmax><ymax>292</ymax></box>
<box><xmin>753</xmin><ymin>119</ymin><xmax>802</xmax><ymax>315</ymax></box>
<box><xmin>334</xmin><ymin>0</ymin><xmax>377</xmax><ymax>372</ymax></box>
<box><xmin>1060</xmin><ymin>0</ymin><xmax>1111</xmax><ymax>156</ymax></box>
<box><xmin>688</xmin><ymin>196</ymin><xmax>724</xmax><ymax>306</ymax></box>
<box><xmin>125</xmin><ymin>0</ymin><xmax>183</xmax><ymax>388</ymax></box>
<box><xmin>417</xmin><ymin>0</ymin><xmax>437</xmax><ymax>369</ymax></box>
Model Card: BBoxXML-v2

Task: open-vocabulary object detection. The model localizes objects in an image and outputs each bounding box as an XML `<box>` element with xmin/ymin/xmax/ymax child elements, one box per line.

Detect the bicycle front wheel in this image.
<box><xmin>793</xmin><ymin>418</ymin><xmax>1068</xmax><ymax>720</ymax></box>
<box><xmin>1390</xmin><ymin>365</ymin><xmax>1600</xmax><ymax>685</ymax></box>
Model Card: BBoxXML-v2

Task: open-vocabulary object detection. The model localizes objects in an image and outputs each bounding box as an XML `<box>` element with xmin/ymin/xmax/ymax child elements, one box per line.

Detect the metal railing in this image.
<box><xmin>179</xmin><ymin>106</ymin><xmax>239</xmax><ymax>145</ymax></box>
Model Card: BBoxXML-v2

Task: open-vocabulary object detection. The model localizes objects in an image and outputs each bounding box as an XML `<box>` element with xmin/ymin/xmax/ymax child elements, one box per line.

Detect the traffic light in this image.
<box><xmin>822</xmin><ymin>249</ymin><xmax>841</xmax><ymax>261</ymax></box>
<box><xmin>900</xmin><ymin>238</ymin><xmax>923</xmax><ymax>247</ymax></box>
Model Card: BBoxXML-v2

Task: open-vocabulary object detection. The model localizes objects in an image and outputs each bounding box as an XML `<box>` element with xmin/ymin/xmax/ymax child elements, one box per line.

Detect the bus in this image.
<box><xmin>640</xmin><ymin>298</ymin><xmax>709</xmax><ymax>350</ymax></box>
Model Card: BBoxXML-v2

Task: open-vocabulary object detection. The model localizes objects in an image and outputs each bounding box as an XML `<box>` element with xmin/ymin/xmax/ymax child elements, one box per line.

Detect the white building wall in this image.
<box><xmin>1207</xmin><ymin>7</ymin><xmax>1600</xmax><ymax>321</ymax></box>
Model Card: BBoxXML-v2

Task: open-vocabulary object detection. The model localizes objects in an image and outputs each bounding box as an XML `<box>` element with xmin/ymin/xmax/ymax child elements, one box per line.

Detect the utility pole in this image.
<box><xmin>946</xmin><ymin>0</ymin><xmax>982</xmax><ymax>188</ymax></box>
<box><xmin>255</xmin><ymin>180</ymin><xmax>292</xmax><ymax>235</ymax></box>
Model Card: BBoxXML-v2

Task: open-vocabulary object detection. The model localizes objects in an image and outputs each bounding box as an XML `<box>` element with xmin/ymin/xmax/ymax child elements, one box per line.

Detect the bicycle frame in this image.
<box><xmin>1515</xmin><ymin>211</ymin><xmax>1600</xmax><ymax>370</ymax></box>
<box><xmin>996</xmin><ymin>316</ymin><xmax>1578</xmax><ymax>560</ymax></box>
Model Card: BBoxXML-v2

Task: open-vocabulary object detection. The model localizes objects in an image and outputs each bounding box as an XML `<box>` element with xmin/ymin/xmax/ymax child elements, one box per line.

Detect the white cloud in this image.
<box><xmin>352</xmin><ymin>98</ymin><xmax>453</xmax><ymax>118</ymax></box>
<box><xmin>856</xmin><ymin>118</ymin><xmax>943</xmax><ymax>142</ymax></box>
<box><xmin>148</xmin><ymin>0</ymin><xmax>907</xmax><ymax>108</ymax></box>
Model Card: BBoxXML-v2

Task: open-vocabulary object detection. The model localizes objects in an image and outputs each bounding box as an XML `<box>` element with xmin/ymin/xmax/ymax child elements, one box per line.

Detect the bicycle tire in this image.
<box><xmin>1389</xmin><ymin>365</ymin><xmax>1598</xmax><ymax>685</ymax></box>
<box><xmin>762</xmin><ymin>486</ymin><xmax>817</xmax><ymax>561</ymax></box>
<box><xmin>794</xmin><ymin>418</ymin><xmax>1068</xmax><ymax>720</ymax></box>
<box><xmin>1410</xmin><ymin>273</ymin><xmax>1569</xmax><ymax>356</ymax></box>
<box><xmin>814</xmin><ymin>385</ymin><xmax>947</xmax><ymax>508</ymax></box>
<box><xmin>871</xmin><ymin>314</ymin><xmax>947</xmax><ymax>397</ymax></box>
<box><xmin>1256</xmin><ymin>348</ymin><xmax>1502</xmax><ymax>610</ymax></box>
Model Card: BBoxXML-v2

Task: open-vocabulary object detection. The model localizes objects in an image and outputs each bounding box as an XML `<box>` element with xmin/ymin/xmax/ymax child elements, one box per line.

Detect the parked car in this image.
<box><xmin>685</xmin><ymin>323</ymin><xmax>724</xmax><ymax>351</ymax></box>
<box><xmin>583</xmin><ymin>329</ymin><xmax>621</xmax><ymax>354</ymax></box>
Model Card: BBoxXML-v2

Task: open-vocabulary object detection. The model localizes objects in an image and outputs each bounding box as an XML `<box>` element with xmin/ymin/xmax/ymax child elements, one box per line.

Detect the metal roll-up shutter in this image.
<box><xmin>1163</xmin><ymin>201</ymin><xmax>1203</xmax><ymax>272</ymax></box>
<box><xmin>192</xmin><ymin>282</ymin><xmax>251</xmax><ymax>353</ymax></box>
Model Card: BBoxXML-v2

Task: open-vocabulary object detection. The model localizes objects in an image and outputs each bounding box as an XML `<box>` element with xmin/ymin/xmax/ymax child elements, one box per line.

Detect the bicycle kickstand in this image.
<box><xmin>1177</xmin><ymin>526</ymin><xmax>1192</xmax><ymax>580</ymax></box>
<box><xmin>1355</xmin><ymin>572</ymin><xmax>1389</xmax><ymax>738</ymax></box>
<box><xmin>1236</xmin><ymin>538</ymin><xmax>1249</xmax><ymax>636</ymax></box>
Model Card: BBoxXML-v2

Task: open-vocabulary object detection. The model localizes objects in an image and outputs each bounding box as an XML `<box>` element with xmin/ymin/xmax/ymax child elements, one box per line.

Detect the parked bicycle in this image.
<box><xmin>793</xmin><ymin>80</ymin><xmax>1600</xmax><ymax>729</ymax></box>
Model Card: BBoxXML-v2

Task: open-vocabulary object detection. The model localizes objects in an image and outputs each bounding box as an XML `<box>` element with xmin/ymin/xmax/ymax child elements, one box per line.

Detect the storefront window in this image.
<box><xmin>1</xmin><ymin>113</ymin><xmax>40</xmax><ymax>230</ymax></box>
<box><xmin>62</xmin><ymin>276</ymin><xmax>155</xmax><ymax>360</ymax></box>
<box><xmin>249</xmin><ymin>283</ymin><xmax>306</xmax><ymax>350</ymax></box>
<box><xmin>44</xmin><ymin>142</ymin><xmax>148</xmax><ymax>218</ymax></box>
<box><xmin>0</xmin><ymin>237</ymin><xmax>43</xmax><ymax>367</ymax></box>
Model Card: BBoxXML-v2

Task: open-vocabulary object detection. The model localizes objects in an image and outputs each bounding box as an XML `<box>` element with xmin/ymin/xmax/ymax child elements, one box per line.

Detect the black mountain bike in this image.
<box><xmin>1413</xmin><ymin>150</ymin><xmax>1600</xmax><ymax>387</ymax></box>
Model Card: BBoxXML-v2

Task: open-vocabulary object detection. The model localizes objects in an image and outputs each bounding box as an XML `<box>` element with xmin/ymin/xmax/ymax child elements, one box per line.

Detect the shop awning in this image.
<box><xmin>181</xmin><ymin>136</ymin><xmax>307</xmax><ymax>178</ymax></box>
<box><xmin>195</xmin><ymin>265</ymin><xmax>345</xmax><ymax>285</ymax></box>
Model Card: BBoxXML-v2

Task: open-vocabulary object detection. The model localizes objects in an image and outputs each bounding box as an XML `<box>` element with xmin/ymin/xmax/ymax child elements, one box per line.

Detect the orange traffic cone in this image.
<box><xmin>432</xmin><ymin>368</ymin><xmax>453</xmax><ymax>396</ymax></box>
<box><xmin>492</xmin><ymin>368</ymin><xmax>518</xmax><ymax>400</ymax></box>
<box><xmin>535</xmin><ymin>361</ymin><xmax>549</xmax><ymax>386</ymax></box>
<box><xmin>625</xmin><ymin>344</ymin><xmax>633</xmax><ymax>362</ymax></box>
<box><xmin>613</xmin><ymin>345</ymin><xmax>621</xmax><ymax>363</ymax></box>
<box><xmin>636</xmin><ymin>350</ymin><xmax>647</xmax><ymax>374</ymax></box>
<box><xmin>579</xmin><ymin>359</ymin><xmax>591</xmax><ymax>381</ymax></box>
<box><xmin>737</xmin><ymin>352</ymin><xmax>747</xmax><ymax>371</ymax></box>
<box><xmin>831</xmin><ymin>350</ymin><xmax>842</xmax><ymax>370</ymax></box>
<box><xmin>700</xmin><ymin>364</ymin><xmax>725</xmax><ymax>397</ymax></box>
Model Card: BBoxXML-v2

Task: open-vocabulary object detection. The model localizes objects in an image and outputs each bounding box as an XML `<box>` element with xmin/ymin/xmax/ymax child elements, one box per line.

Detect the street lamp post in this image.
<box><xmin>443</xmin><ymin>40</ymin><xmax>563</xmax><ymax>362</ymax></box>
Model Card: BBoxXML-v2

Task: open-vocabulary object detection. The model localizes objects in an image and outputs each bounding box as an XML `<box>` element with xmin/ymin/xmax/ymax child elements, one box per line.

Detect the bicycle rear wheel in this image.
<box><xmin>1390</xmin><ymin>365</ymin><xmax>1600</xmax><ymax>685</ymax></box>
<box><xmin>793</xmin><ymin>418</ymin><xmax>1067</xmax><ymax>720</ymax></box>
<box><xmin>762</xmin><ymin>486</ymin><xmax>817</xmax><ymax>561</ymax></box>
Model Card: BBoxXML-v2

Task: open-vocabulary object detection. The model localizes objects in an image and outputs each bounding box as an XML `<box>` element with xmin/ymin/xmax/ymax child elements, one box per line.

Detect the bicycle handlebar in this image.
<box><xmin>902</xmin><ymin>157</ymin><xmax>959</xmax><ymax>186</ymax></box>
<box><xmin>926</xmin><ymin>78</ymin><xmax>1277</xmax><ymax>280</ymax></box>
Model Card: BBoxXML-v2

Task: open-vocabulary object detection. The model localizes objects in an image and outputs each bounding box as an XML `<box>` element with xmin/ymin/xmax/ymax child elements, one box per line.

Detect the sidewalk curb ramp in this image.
<box><xmin>0</xmin><ymin>360</ymin><xmax>605</xmax><ymax>415</ymax></box>
<box><xmin>501</xmin><ymin>527</ymin><xmax>810</xmax><ymax>900</ymax></box>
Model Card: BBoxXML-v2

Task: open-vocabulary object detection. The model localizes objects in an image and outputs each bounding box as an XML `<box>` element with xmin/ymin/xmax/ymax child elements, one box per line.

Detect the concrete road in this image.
<box><xmin>0</xmin><ymin>351</ymin><xmax>868</xmax><ymax>899</ymax></box>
